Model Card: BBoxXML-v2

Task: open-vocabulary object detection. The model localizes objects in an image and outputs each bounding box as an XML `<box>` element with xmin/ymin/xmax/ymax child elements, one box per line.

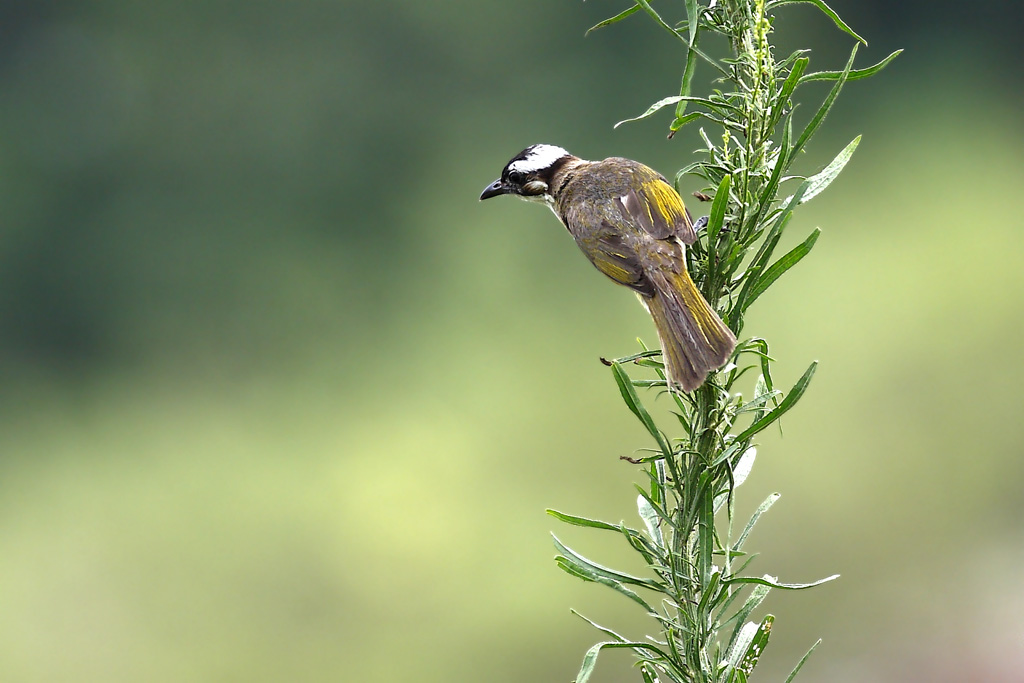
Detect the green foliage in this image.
<box><xmin>551</xmin><ymin>2</ymin><xmax>898</xmax><ymax>681</ymax></box>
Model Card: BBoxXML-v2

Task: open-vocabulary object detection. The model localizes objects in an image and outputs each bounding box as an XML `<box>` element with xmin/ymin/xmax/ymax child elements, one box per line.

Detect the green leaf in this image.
<box><xmin>637</xmin><ymin>494</ymin><xmax>665</xmax><ymax>547</ymax></box>
<box><xmin>546</xmin><ymin>508</ymin><xmax>621</xmax><ymax>532</ymax></box>
<box><xmin>675</xmin><ymin>3</ymin><xmax>700</xmax><ymax>119</ymax></box>
<box><xmin>724</xmin><ymin>585</ymin><xmax>771</xmax><ymax>650</ymax></box>
<box><xmin>725</xmin><ymin>620</ymin><xmax>758</xmax><ymax>675</ymax></box>
<box><xmin>710</xmin><ymin>440</ymin><xmax>742</xmax><ymax>469</ymax></box>
<box><xmin>684</xmin><ymin>0</ymin><xmax>698</xmax><ymax>45</ymax></box>
<box><xmin>733</xmin><ymin>615</ymin><xmax>774</xmax><ymax>681</ymax></box>
<box><xmin>575</xmin><ymin>641</ymin><xmax>682</xmax><ymax>683</ymax></box>
<box><xmin>734</xmin><ymin>361</ymin><xmax>817</xmax><ymax>442</ymax></box>
<box><xmin>799</xmin><ymin>49</ymin><xmax>903</xmax><ymax>84</ymax></box>
<box><xmin>784</xmin><ymin>639</ymin><xmax>822</xmax><ymax>683</ymax></box>
<box><xmin>608</xmin><ymin>349</ymin><xmax>663</xmax><ymax>364</ymax></box>
<box><xmin>673</xmin><ymin>160</ymin><xmax>705</xmax><ymax>190</ymax></box>
<box><xmin>750</xmin><ymin>119</ymin><xmax>793</xmax><ymax>242</ymax></box>
<box><xmin>778</xmin><ymin>56</ymin><xmax>809</xmax><ymax>105</ymax></box>
<box><xmin>698</xmin><ymin>484</ymin><xmax>714</xmax><ymax>583</ymax></box>
<box><xmin>752</xmin><ymin>374</ymin><xmax>768</xmax><ymax>421</ymax></box>
<box><xmin>714</xmin><ymin>446</ymin><xmax>756</xmax><ymax>513</ymax></box>
<box><xmin>554</xmin><ymin>557</ymin><xmax>659</xmax><ymax>614</ymax></box>
<box><xmin>615</xmin><ymin>95</ymin><xmax>686</xmax><ymax>128</ymax></box>
<box><xmin>552</xmin><ymin>534</ymin><xmax>663</xmax><ymax>590</ymax></box>
<box><xmin>634</xmin><ymin>0</ymin><xmax>686</xmax><ymax>44</ymax></box>
<box><xmin>575</xmin><ymin>642</ymin><xmax>604</xmax><ymax>683</ymax></box>
<box><xmin>735</xmin><ymin>493</ymin><xmax>780</xmax><ymax>551</ymax></box>
<box><xmin>736</xmin><ymin>389</ymin><xmax>783</xmax><ymax>416</ymax></box>
<box><xmin>586</xmin><ymin>3</ymin><xmax>641</xmax><ymax>35</ymax></box>
<box><xmin>791</xmin><ymin>44</ymin><xmax>858</xmax><ymax>161</ymax></box>
<box><xmin>635</xmin><ymin>487</ymin><xmax>683</xmax><ymax>538</ymax></box>
<box><xmin>610</xmin><ymin>362</ymin><xmax>673</xmax><ymax>458</ymax></box>
<box><xmin>729</xmin><ymin>211</ymin><xmax>789</xmax><ymax>326</ymax></box>
<box><xmin>767</xmin><ymin>0</ymin><xmax>866</xmax><ymax>45</ymax></box>
<box><xmin>571</xmin><ymin>609</ymin><xmax>628</xmax><ymax>644</ymax></box>
<box><xmin>668</xmin><ymin>110</ymin><xmax>704</xmax><ymax>132</ymax></box>
<box><xmin>707</xmin><ymin>174</ymin><xmax>732</xmax><ymax>251</ymax></box>
<box><xmin>619</xmin><ymin>523</ymin><xmax>663</xmax><ymax>566</ymax></box>
<box><xmin>667</xmin><ymin>95</ymin><xmax>745</xmax><ymax>116</ymax></box>
<box><xmin>801</xmin><ymin>135</ymin><xmax>860</xmax><ymax>204</ymax></box>
<box><xmin>651</xmin><ymin>458</ymin><xmax>666</xmax><ymax>507</ymax></box>
<box><xmin>732</xmin><ymin>446</ymin><xmax>757</xmax><ymax>487</ymax></box>
<box><xmin>743</xmin><ymin>227</ymin><xmax>821</xmax><ymax>308</ymax></box>
<box><xmin>723</xmin><ymin>573</ymin><xmax>839</xmax><ymax>590</ymax></box>
<box><xmin>695</xmin><ymin>570</ymin><xmax>722</xmax><ymax>617</ymax></box>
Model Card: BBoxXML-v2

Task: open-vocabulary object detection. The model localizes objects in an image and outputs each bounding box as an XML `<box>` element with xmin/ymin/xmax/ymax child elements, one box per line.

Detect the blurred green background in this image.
<box><xmin>1</xmin><ymin>1</ymin><xmax>1022</xmax><ymax>680</ymax></box>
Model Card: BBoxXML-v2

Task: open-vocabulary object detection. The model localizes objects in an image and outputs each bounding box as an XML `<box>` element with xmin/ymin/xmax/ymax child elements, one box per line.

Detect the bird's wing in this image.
<box><xmin>617</xmin><ymin>173</ymin><xmax>696</xmax><ymax>245</ymax></box>
<box><xmin>570</xmin><ymin>219</ymin><xmax>656</xmax><ymax>297</ymax></box>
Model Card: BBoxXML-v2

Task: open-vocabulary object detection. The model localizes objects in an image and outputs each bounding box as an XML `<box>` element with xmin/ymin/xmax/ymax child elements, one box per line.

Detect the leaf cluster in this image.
<box><xmin>553</xmin><ymin>2</ymin><xmax>898</xmax><ymax>681</ymax></box>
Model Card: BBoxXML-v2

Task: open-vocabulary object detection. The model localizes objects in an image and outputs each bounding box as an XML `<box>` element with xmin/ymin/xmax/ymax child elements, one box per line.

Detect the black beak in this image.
<box><xmin>479</xmin><ymin>178</ymin><xmax>510</xmax><ymax>200</ymax></box>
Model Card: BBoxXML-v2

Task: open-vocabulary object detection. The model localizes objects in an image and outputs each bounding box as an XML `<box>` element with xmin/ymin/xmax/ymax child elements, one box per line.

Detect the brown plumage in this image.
<box><xmin>480</xmin><ymin>145</ymin><xmax>736</xmax><ymax>392</ymax></box>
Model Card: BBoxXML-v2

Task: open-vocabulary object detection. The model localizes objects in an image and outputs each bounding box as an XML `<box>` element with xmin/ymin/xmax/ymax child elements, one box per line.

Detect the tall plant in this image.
<box><xmin>548</xmin><ymin>2</ymin><xmax>899</xmax><ymax>681</ymax></box>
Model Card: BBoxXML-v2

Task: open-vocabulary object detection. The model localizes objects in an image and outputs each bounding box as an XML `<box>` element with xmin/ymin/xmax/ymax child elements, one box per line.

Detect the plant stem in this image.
<box><xmin>550</xmin><ymin>2</ymin><xmax>898</xmax><ymax>681</ymax></box>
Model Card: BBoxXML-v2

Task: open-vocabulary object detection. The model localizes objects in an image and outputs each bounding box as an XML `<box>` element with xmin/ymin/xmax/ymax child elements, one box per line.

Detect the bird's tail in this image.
<box><xmin>644</xmin><ymin>271</ymin><xmax>737</xmax><ymax>393</ymax></box>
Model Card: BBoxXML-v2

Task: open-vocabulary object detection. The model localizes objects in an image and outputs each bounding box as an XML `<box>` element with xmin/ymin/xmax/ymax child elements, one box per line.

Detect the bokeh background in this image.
<box><xmin>1</xmin><ymin>1</ymin><xmax>1022</xmax><ymax>680</ymax></box>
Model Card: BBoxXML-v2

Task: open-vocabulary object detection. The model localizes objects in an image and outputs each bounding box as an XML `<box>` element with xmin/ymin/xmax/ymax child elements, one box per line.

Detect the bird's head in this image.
<box><xmin>479</xmin><ymin>144</ymin><xmax>578</xmax><ymax>204</ymax></box>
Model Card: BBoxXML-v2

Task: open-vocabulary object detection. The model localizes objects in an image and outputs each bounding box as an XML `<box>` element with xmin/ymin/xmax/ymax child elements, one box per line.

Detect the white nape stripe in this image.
<box><xmin>508</xmin><ymin>144</ymin><xmax>569</xmax><ymax>174</ymax></box>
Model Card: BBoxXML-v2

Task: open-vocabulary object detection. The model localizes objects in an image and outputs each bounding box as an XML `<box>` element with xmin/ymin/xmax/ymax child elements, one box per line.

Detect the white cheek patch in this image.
<box><xmin>509</xmin><ymin>144</ymin><xmax>569</xmax><ymax>174</ymax></box>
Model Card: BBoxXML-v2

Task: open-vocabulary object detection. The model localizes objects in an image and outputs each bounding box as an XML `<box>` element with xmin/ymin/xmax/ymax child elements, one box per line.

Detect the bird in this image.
<box><xmin>479</xmin><ymin>144</ymin><xmax>736</xmax><ymax>393</ymax></box>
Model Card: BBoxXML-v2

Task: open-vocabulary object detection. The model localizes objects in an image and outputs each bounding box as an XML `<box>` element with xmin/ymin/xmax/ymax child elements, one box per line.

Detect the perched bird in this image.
<box><xmin>480</xmin><ymin>144</ymin><xmax>736</xmax><ymax>392</ymax></box>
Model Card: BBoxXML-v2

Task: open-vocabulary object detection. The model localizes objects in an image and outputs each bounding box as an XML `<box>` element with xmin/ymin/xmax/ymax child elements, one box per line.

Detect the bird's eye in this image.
<box><xmin>508</xmin><ymin>170</ymin><xmax>525</xmax><ymax>185</ymax></box>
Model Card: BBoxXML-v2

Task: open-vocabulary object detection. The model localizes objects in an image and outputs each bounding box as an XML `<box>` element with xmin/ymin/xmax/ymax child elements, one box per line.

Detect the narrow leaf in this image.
<box><xmin>735</xmin><ymin>493</ymin><xmax>780</xmax><ymax>551</ymax></box>
<box><xmin>554</xmin><ymin>557</ymin><xmax>658</xmax><ymax>614</ymax></box>
<box><xmin>611</xmin><ymin>362</ymin><xmax>673</xmax><ymax>458</ymax></box>
<box><xmin>608</xmin><ymin>349</ymin><xmax>662</xmax><ymax>364</ymax></box>
<box><xmin>725</xmin><ymin>621</ymin><xmax>758</xmax><ymax>673</ymax></box>
<box><xmin>784</xmin><ymin>639</ymin><xmax>823</xmax><ymax>683</ymax></box>
<box><xmin>751</xmin><ymin>114</ymin><xmax>792</xmax><ymax>229</ymax></box>
<box><xmin>635</xmin><ymin>487</ymin><xmax>683</xmax><ymax>537</ymax></box>
<box><xmin>707</xmin><ymin>174</ymin><xmax>732</xmax><ymax>251</ymax></box>
<box><xmin>778</xmin><ymin>56</ymin><xmax>810</xmax><ymax>105</ymax></box>
<box><xmin>695</xmin><ymin>570</ymin><xmax>722</xmax><ymax>616</ymax></box>
<box><xmin>552</xmin><ymin>534</ymin><xmax>662</xmax><ymax>590</ymax></box>
<box><xmin>725</xmin><ymin>584</ymin><xmax>771</xmax><ymax>649</ymax></box>
<box><xmin>619</xmin><ymin>523</ymin><xmax>662</xmax><ymax>566</ymax></box>
<box><xmin>616</xmin><ymin>96</ymin><xmax>685</xmax><ymax>128</ymax></box>
<box><xmin>571</xmin><ymin>609</ymin><xmax>628</xmax><ymax>643</ymax></box>
<box><xmin>799</xmin><ymin>49</ymin><xmax>902</xmax><ymax>84</ymax></box>
<box><xmin>637</xmin><ymin>494</ymin><xmax>665</xmax><ymax>547</ymax></box>
<box><xmin>732</xmin><ymin>446</ymin><xmax>757</xmax><ymax>488</ymax></box>
<box><xmin>651</xmin><ymin>458</ymin><xmax>666</xmax><ymax>506</ymax></box>
<box><xmin>733</xmin><ymin>178</ymin><xmax>809</xmax><ymax>323</ymax></box>
<box><xmin>547</xmin><ymin>508</ymin><xmax>621</xmax><ymax>532</ymax></box>
<box><xmin>743</xmin><ymin>227</ymin><xmax>821</xmax><ymax>309</ymax></box>
<box><xmin>586</xmin><ymin>3</ymin><xmax>641</xmax><ymax>35</ymax></box>
<box><xmin>734</xmin><ymin>615</ymin><xmax>774</xmax><ymax>680</ymax></box>
<box><xmin>576</xmin><ymin>641</ymin><xmax>682</xmax><ymax>683</ymax></box>
<box><xmin>767</xmin><ymin>0</ymin><xmax>866</xmax><ymax>44</ymax></box>
<box><xmin>576</xmin><ymin>642</ymin><xmax>604</xmax><ymax>683</ymax></box>
<box><xmin>801</xmin><ymin>136</ymin><xmax>860</xmax><ymax>204</ymax></box>
<box><xmin>724</xmin><ymin>573</ymin><xmax>840</xmax><ymax>590</ymax></box>
<box><xmin>674</xmin><ymin>18</ymin><xmax>701</xmax><ymax>122</ymax></box>
<box><xmin>669</xmin><ymin>110</ymin><xmax>704</xmax><ymax>132</ymax></box>
<box><xmin>791</xmin><ymin>44</ymin><xmax>858</xmax><ymax>160</ymax></box>
<box><xmin>634</xmin><ymin>0</ymin><xmax>686</xmax><ymax>44</ymax></box>
<box><xmin>734</xmin><ymin>361</ymin><xmax>817</xmax><ymax>442</ymax></box>
<box><xmin>684</xmin><ymin>0</ymin><xmax>698</xmax><ymax>45</ymax></box>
